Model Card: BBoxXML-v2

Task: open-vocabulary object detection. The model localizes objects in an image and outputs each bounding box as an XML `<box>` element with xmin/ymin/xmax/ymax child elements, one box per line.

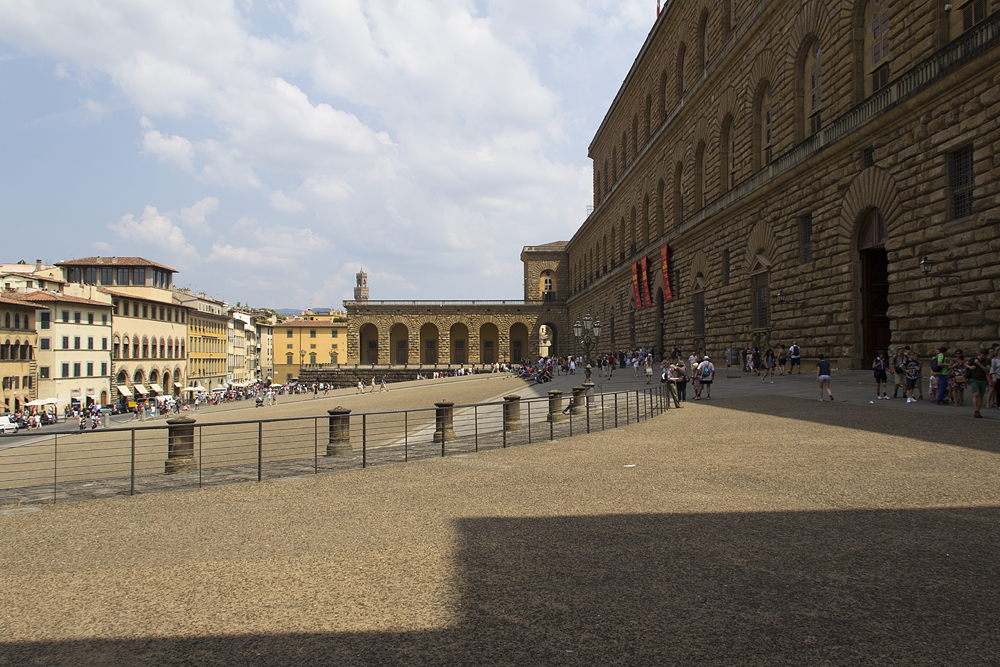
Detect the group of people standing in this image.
<box><xmin>876</xmin><ymin>344</ymin><xmax>999</xmax><ymax>418</ymax></box>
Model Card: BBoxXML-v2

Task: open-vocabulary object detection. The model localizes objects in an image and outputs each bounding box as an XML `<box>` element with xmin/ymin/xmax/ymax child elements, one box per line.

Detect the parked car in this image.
<box><xmin>0</xmin><ymin>415</ymin><xmax>19</xmax><ymax>435</ymax></box>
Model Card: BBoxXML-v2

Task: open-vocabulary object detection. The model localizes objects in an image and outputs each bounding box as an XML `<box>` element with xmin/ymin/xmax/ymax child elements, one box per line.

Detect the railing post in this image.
<box><xmin>503</xmin><ymin>394</ymin><xmax>522</xmax><ymax>434</ymax></box>
<box><xmin>601</xmin><ymin>393</ymin><xmax>605</xmax><ymax>431</ymax></box>
<box><xmin>615</xmin><ymin>392</ymin><xmax>618</xmax><ymax>428</ymax></box>
<box><xmin>434</xmin><ymin>401</ymin><xmax>455</xmax><ymax>455</ymax></box>
<box><xmin>326</xmin><ymin>407</ymin><xmax>352</xmax><ymax>456</ymax></box>
<box><xmin>257</xmin><ymin>421</ymin><xmax>263</xmax><ymax>482</ymax></box>
<box><xmin>570</xmin><ymin>386</ymin><xmax>586</xmax><ymax>416</ymax></box>
<box><xmin>583</xmin><ymin>381</ymin><xmax>594</xmax><ymax>433</ymax></box>
<box><xmin>165</xmin><ymin>416</ymin><xmax>197</xmax><ymax>474</ymax></box>
<box><xmin>625</xmin><ymin>391</ymin><xmax>629</xmax><ymax>424</ymax></box>
<box><xmin>362</xmin><ymin>414</ymin><xmax>367</xmax><ymax>468</ymax></box>
<box><xmin>475</xmin><ymin>405</ymin><xmax>479</xmax><ymax>451</ymax></box>
<box><xmin>53</xmin><ymin>433</ymin><xmax>58</xmax><ymax>504</ymax></box>
<box><xmin>130</xmin><ymin>429</ymin><xmax>136</xmax><ymax>496</ymax></box>
<box><xmin>546</xmin><ymin>390</ymin><xmax>565</xmax><ymax>423</ymax></box>
<box><xmin>527</xmin><ymin>400</ymin><xmax>532</xmax><ymax>444</ymax></box>
<box><xmin>404</xmin><ymin>411</ymin><xmax>408</xmax><ymax>462</ymax></box>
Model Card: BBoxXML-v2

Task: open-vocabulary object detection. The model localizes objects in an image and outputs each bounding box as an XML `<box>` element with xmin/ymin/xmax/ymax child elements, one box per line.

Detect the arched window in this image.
<box><xmin>694</xmin><ymin>140</ymin><xmax>706</xmax><ymax>209</ymax></box>
<box><xmin>659</xmin><ymin>70</ymin><xmax>668</xmax><ymax>121</ymax></box>
<box><xmin>595</xmin><ymin>169</ymin><xmax>601</xmax><ymax>203</ymax></box>
<box><xmin>644</xmin><ymin>94</ymin><xmax>652</xmax><ymax>144</ymax></box>
<box><xmin>631</xmin><ymin>114</ymin><xmax>638</xmax><ymax>161</ymax></box>
<box><xmin>676</xmin><ymin>43</ymin><xmax>687</xmax><ymax>101</ymax></box>
<box><xmin>805</xmin><ymin>40</ymin><xmax>823</xmax><ymax>136</ymax></box>
<box><xmin>612</xmin><ymin>147</ymin><xmax>618</xmax><ymax>181</ymax></box>
<box><xmin>287</xmin><ymin>353</ymin><xmax>293</xmax><ymax>364</ymax></box>
<box><xmin>142</xmin><ymin>337</ymin><xmax>149</xmax><ymax>359</ymax></box>
<box><xmin>13</xmin><ymin>314</ymin><xmax>20</xmax><ymax>329</ymax></box>
<box><xmin>641</xmin><ymin>193</ymin><xmax>650</xmax><ymax>248</ymax></box>
<box><xmin>603</xmin><ymin>160</ymin><xmax>609</xmax><ymax>194</ymax></box>
<box><xmin>674</xmin><ymin>161</ymin><xmax>684</xmax><ymax>227</ymax></box>
<box><xmin>698</xmin><ymin>10</ymin><xmax>710</xmax><ymax>75</ymax></box>
<box><xmin>720</xmin><ymin>114</ymin><xmax>736</xmax><ymax>193</ymax></box>
<box><xmin>863</xmin><ymin>0</ymin><xmax>891</xmax><ymax>97</ymax></box>
<box><xmin>629</xmin><ymin>207</ymin><xmax>637</xmax><ymax>256</ymax></box>
<box><xmin>722</xmin><ymin>0</ymin><xmax>734</xmax><ymax>38</ymax></box>
<box><xmin>610</xmin><ymin>224</ymin><xmax>617</xmax><ymax>267</ymax></box>
<box><xmin>160</xmin><ymin>338</ymin><xmax>166</xmax><ymax>358</ymax></box>
<box><xmin>620</xmin><ymin>218</ymin><xmax>627</xmax><ymax>261</ymax></box>
<box><xmin>3</xmin><ymin>313</ymin><xmax>9</xmax><ymax>329</ymax></box>
<box><xmin>656</xmin><ymin>179</ymin><xmax>666</xmax><ymax>239</ymax></box>
<box><xmin>621</xmin><ymin>131</ymin><xmax>628</xmax><ymax>168</ymax></box>
<box><xmin>753</xmin><ymin>81</ymin><xmax>773</xmax><ymax>170</ymax></box>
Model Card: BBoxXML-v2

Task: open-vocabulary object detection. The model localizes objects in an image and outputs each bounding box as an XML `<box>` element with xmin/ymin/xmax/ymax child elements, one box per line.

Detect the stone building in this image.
<box><xmin>0</xmin><ymin>296</ymin><xmax>38</xmax><ymax>412</ymax></box>
<box><xmin>561</xmin><ymin>0</ymin><xmax>1000</xmax><ymax>368</ymax></box>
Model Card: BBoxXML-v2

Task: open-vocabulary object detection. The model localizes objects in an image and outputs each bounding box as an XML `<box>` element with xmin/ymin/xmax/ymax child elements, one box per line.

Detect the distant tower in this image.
<box><xmin>354</xmin><ymin>267</ymin><xmax>369</xmax><ymax>302</ymax></box>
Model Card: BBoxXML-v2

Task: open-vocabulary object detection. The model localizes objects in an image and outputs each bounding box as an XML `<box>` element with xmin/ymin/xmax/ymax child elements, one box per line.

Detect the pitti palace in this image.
<box><xmin>361</xmin><ymin>0</ymin><xmax>1000</xmax><ymax>369</ymax></box>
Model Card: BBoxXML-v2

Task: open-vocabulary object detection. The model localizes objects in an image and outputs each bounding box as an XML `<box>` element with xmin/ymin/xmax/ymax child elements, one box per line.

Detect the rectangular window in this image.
<box><xmin>73</xmin><ymin>363</ymin><xmax>81</xmax><ymax>377</ymax></box>
<box><xmin>102</xmin><ymin>313</ymin><xmax>108</xmax><ymax>325</ymax></box>
<box><xmin>40</xmin><ymin>338</ymin><xmax>50</xmax><ymax>350</ymax></box>
<box><xmin>872</xmin><ymin>63</ymin><xmax>889</xmax><ymax>93</ymax></box>
<box><xmin>61</xmin><ymin>363</ymin><xmax>69</xmax><ymax>377</ymax></box>
<box><xmin>101</xmin><ymin>362</ymin><xmax>107</xmax><ymax>376</ymax></box>
<box><xmin>62</xmin><ymin>310</ymin><xmax>70</xmax><ymax>323</ymax></box>
<box><xmin>310</xmin><ymin>330</ymin><xmax>316</xmax><ymax>338</ymax></box>
<box><xmin>74</xmin><ymin>311</ymin><xmax>81</xmax><ymax>323</ymax></box>
<box><xmin>87</xmin><ymin>362</ymin><xmax>94</xmax><ymax>377</ymax></box>
<box><xmin>62</xmin><ymin>336</ymin><xmax>69</xmax><ymax>349</ymax></box>
<box><xmin>693</xmin><ymin>292</ymin><xmax>705</xmax><ymax>335</ymax></box>
<box><xmin>142</xmin><ymin>304</ymin><xmax>148</xmax><ymax>318</ymax></box>
<box><xmin>964</xmin><ymin>0</ymin><xmax>986</xmax><ymax>31</ymax></box>
<box><xmin>800</xmin><ymin>215</ymin><xmax>814</xmax><ymax>264</ymax></box>
<box><xmin>950</xmin><ymin>145</ymin><xmax>975</xmax><ymax>219</ymax></box>
<box><xmin>101</xmin><ymin>268</ymin><xmax>114</xmax><ymax>285</ymax></box>
<box><xmin>751</xmin><ymin>272</ymin><xmax>769</xmax><ymax>329</ymax></box>
<box><xmin>310</xmin><ymin>343</ymin><xmax>316</xmax><ymax>349</ymax></box>
<box><xmin>159</xmin><ymin>307</ymin><xmax>165</xmax><ymax>320</ymax></box>
<box><xmin>40</xmin><ymin>366</ymin><xmax>50</xmax><ymax>379</ymax></box>
<box><xmin>88</xmin><ymin>337</ymin><xmax>94</xmax><ymax>350</ymax></box>
<box><xmin>74</xmin><ymin>337</ymin><xmax>81</xmax><ymax>349</ymax></box>
<box><xmin>133</xmin><ymin>268</ymin><xmax>145</xmax><ymax>286</ymax></box>
<box><xmin>102</xmin><ymin>337</ymin><xmax>108</xmax><ymax>350</ymax></box>
<box><xmin>84</xmin><ymin>267</ymin><xmax>97</xmax><ymax>285</ymax></box>
<box><xmin>332</xmin><ymin>330</ymin><xmax>338</xmax><ymax>337</ymax></box>
<box><xmin>286</xmin><ymin>329</ymin><xmax>293</xmax><ymax>337</ymax></box>
<box><xmin>723</xmin><ymin>250</ymin><xmax>731</xmax><ymax>286</ymax></box>
<box><xmin>87</xmin><ymin>312</ymin><xmax>93</xmax><ymax>325</ymax></box>
<box><xmin>40</xmin><ymin>311</ymin><xmax>50</xmax><ymax>329</ymax></box>
<box><xmin>117</xmin><ymin>268</ymin><xmax>130</xmax><ymax>285</ymax></box>
<box><xmin>132</xmin><ymin>303</ymin><xmax>139</xmax><ymax>317</ymax></box>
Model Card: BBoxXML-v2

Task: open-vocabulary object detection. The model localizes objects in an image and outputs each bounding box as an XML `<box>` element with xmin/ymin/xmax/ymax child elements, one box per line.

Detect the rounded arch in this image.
<box><xmin>673</xmin><ymin>160</ymin><xmax>684</xmax><ymax>228</ymax></box>
<box><xmin>641</xmin><ymin>193</ymin><xmax>650</xmax><ymax>248</ymax></box>
<box><xmin>690</xmin><ymin>250</ymin><xmax>710</xmax><ymax>290</ymax></box>
<box><xmin>450</xmin><ymin>322</ymin><xmax>469</xmax><ymax>364</ymax></box>
<box><xmin>162</xmin><ymin>369</ymin><xmax>171</xmax><ymax>395</ymax></box>
<box><xmin>116</xmin><ymin>368</ymin><xmax>128</xmax><ymax>385</ymax></box>
<box><xmin>509</xmin><ymin>322</ymin><xmax>530</xmax><ymax>363</ymax></box>
<box><xmin>389</xmin><ymin>322</ymin><xmax>409</xmax><ymax>364</ymax></box>
<box><xmin>839</xmin><ymin>168</ymin><xmax>903</xmax><ymax>245</ymax></box>
<box><xmin>675</xmin><ymin>42</ymin><xmax>687</xmax><ymax>102</ymax></box>
<box><xmin>539</xmin><ymin>321</ymin><xmax>559</xmax><ymax>357</ymax></box>
<box><xmin>745</xmin><ymin>220</ymin><xmax>777</xmax><ymax>272</ymax></box>
<box><xmin>697</xmin><ymin>7</ymin><xmax>711</xmax><ymax>75</ymax></box>
<box><xmin>694</xmin><ymin>139</ymin><xmax>707</xmax><ymax>209</ymax></box>
<box><xmin>359</xmin><ymin>322</ymin><xmax>380</xmax><ymax>364</ymax></box>
<box><xmin>133</xmin><ymin>367</ymin><xmax>145</xmax><ymax>385</ymax></box>
<box><xmin>479</xmin><ymin>322</ymin><xmax>500</xmax><ymax>364</ymax></box>
<box><xmin>419</xmin><ymin>322</ymin><xmax>439</xmax><ymax>364</ymax></box>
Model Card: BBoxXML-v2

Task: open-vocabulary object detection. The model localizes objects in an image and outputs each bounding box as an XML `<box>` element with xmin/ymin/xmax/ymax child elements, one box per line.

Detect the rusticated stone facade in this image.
<box><xmin>562</xmin><ymin>0</ymin><xmax>1000</xmax><ymax>368</ymax></box>
<box><xmin>343</xmin><ymin>301</ymin><xmax>570</xmax><ymax>366</ymax></box>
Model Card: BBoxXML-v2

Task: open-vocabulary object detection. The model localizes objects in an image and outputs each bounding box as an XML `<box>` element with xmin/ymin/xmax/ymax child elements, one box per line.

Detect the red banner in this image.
<box><xmin>641</xmin><ymin>256</ymin><xmax>653</xmax><ymax>308</ymax></box>
<box><xmin>660</xmin><ymin>244</ymin><xmax>673</xmax><ymax>301</ymax></box>
<box><xmin>631</xmin><ymin>261</ymin><xmax>642</xmax><ymax>309</ymax></box>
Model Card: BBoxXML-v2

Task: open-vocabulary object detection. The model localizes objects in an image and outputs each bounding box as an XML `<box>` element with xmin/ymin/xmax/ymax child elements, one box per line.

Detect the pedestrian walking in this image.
<box><xmin>904</xmin><ymin>350</ymin><xmax>922</xmax><ymax>403</ymax></box>
<box><xmin>966</xmin><ymin>348</ymin><xmax>990</xmax><ymax>418</ymax></box>
<box><xmin>816</xmin><ymin>353</ymin><xmax>834</xmax><ymax>401</ymax></box>
<box><xmin>380</xmin><ymin>375</ymin><xmax>387</xmax><ymax>393</ymax></box>
<box><xmin>777</xmin><ymin>345</ymin><xmax>788</xmax><ymax>375</ymax></box>
<box><xmin>762</xmin><ymin>348</ymin><xmax>775</xmax><ymax>383</ymax></box>
<box><xmin>789</xmin><ymin>343</ymin><xmax>801</xmax><ymax>373</ymax></box>
<box><xmin>644</xmin><ymin>355</ymin><xmax>654</xmax><ymax>384</ymax></box>
<box><xmin>873</xmin><ymin>352</ymin><xmax>889</xmax><ymax>399</ymax></box>
<box><xmin>933</xmin><ymin>345</ymin><xmax>949</xmax><ymax>404</ymax></box>
<box><xmin>696</xmin><ymin>356</ymin><xmax>715</xmax><ymax>399</ymax></box>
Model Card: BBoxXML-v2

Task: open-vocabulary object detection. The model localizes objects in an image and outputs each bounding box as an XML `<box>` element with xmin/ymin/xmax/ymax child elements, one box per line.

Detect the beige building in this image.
<box><xmin>0</xmin><ymin>296</ymin><xmax>39</xmax><ymax>412</ymax></box>
<box><xmin>56</xmin><ymin>257</ymin><xmax>188</xmax><ymax>405</ymax></box>
<box><xmin>273</xmin><ymin>319</ymin><xmax>349</xmax><ymax>383</ymax></box>
<box><xmin>175</xmin><ymin>289</ymin><xmax>229</xmax><ymax>391</ymax></box>
<box><xmin>258</xmin><ymin>322</ymin><xmax>274</xmax><ymax>384</ymax></box>
<box><xmin>1</xmin><ymin>259</ymin><xmax>66</xmax><ymax>293</ymax></box>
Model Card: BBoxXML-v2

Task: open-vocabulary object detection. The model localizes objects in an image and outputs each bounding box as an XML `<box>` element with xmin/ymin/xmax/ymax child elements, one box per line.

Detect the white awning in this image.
<box><xmin>133</xmin><ymin>384</ymin><xmax>148</xmax><ymax>395</ymax></box>
<box><xmin>148</xmin><ymin>383</ymin><xmax>164</xmax><ymax>394</ymax></box>
<box><xmin>117</xmin><ymin>385</ymin><xmax>133</xmax><ymax>397</ymax></box>
<box><xmin>173</xmin><ymin>382</ymin><xmax>183</xmax><ymax>389</ymax></box>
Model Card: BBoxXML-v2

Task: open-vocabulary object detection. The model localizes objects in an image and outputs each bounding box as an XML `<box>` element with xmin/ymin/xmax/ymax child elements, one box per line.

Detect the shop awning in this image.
<box><xmin>148</xmin><ymin>383</ymin><xmax>164</xmax><ymax>394</ymax></box>
<box><xmin>117</xmin><ymin>385</ymin><xmax>133</xmax><ymax>398</ymax></box>
<box><xmin>133</xmin><ymin>384</ymin><xmax>149</xmax><ymax>395</ymax></box>
<box><xmin>173</xmin><ymin>382</ymin><xmax>183</xmax><ymax>389</ymax></box>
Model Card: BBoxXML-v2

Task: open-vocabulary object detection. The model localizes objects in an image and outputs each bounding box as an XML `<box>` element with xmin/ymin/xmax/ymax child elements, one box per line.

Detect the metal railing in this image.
<box><xmin>0</xmin><ymin>386</ymin><xmax>668</xmax><ymax>506</ymax></box>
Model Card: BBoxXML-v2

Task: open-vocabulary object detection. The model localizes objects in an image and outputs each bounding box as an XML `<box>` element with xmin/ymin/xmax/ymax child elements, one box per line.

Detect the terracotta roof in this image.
<box><xmin>5</xmin><ymin>291</ymin><xmax>112</xmax><ymax>307</ymax></box>
<box><xmin>56</xmin><ymin>256</ymin><xmax>177</xmax><ymax>272</ymax></box>
<box><xmin>0</xmin><ymin>296</ymin><xmax>40</xmax><ymax>309</ymax></box>
<box><xmin>279</xmin><ymin>319</ymin><xmax>348</xmax><ymax>328</ymax></box>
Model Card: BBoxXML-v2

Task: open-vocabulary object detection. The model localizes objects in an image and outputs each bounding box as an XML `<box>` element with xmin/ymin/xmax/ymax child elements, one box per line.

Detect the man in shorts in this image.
<box><xmin>816</xmin><ymin>353</ymin><xmax>834</xmax><ymax>401</ymax></box>
<box><xmin>696</xmin><ymin>355</ymin><xmax>715</xmax><ymax>399</ymax></box>
<box><xmin>789</xmin><ymin>343</ymin><xmax>801</xmax><ymax>373</ymax></box>
<box><xmin>966</xmin><ymin>348</ymin><xmax>990</xmax><ymax>418</ymax></box>
<box><xmin>904</xmin><ymin>351</ymin><xmax>922</xmax><ymax>403</ymax></box>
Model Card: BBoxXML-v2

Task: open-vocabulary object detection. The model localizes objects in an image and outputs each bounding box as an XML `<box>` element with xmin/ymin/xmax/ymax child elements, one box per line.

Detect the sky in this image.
<box><xmin>0</xmin><ymin>0</ymin><xmax>654</xmax><ymax>310</ymax></box>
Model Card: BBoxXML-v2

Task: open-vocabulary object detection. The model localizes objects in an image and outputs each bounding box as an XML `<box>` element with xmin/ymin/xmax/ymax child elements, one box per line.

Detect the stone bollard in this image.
<box><xmin>583</xmin><ymin>380</ymin><xmax>595</xmax><ymax>401</ymax></box>
<box><xmin>584</xmin><ymin>363</ymin><xmax>593</xmax><ymax>381</ymax></box>
<box><xmin>503</xmin><ymin>394</ymin><xmax>522</xmax><ymax>431</ymax></box>
<box><xmin>326</xmin><ymin>406</ymin><xmax>352</xmax><ymax>456</ymax></box>
<box><xmin>164</xmin><ymin>416</ymin><xmax>197</xmax><ymax>474</ymax></box>
<box><xmin>433</xmin><ymin>401</ymin><xmax>455</xmax><ymax>444</ymax></box>
<box><xmin>547</xmin><ymin>389</ymin><xmax>565</xmax><ymax>422</ymax></box>
<box><xmin>571</xmin><ymin>385</ymin><xmax>587</xmax><ymax>415</ymax></box>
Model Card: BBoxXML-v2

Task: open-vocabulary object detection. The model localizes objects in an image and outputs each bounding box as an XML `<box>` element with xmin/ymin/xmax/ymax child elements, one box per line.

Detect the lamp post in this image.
<box><xmin>573</xmin><ymin>313</ymin><xmax>602</xmax><ymax>372</ymax></box>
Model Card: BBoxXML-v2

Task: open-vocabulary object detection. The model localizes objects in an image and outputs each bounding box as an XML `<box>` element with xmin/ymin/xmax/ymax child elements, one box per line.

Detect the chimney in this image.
<box><xmin>35</xmin><ymin>259</ymin><xmax>41</xmax><ymax>271</ymax></box>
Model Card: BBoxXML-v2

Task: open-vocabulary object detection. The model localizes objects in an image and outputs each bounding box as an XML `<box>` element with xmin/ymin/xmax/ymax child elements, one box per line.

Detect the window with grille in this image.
<box><xmin>964</xmin><ymin>0</ymin><xmax>987</xmax><ymax>31</ymax></box>
<box><xmin>751</xmin><ymin>273</ymin><xmax>769</xmax><ymax>329</ymax></box>
<box><xmin>950</xmin><ymin>145</ymin><xmax>975</xmax><ymax>219</ymax></box>
<box><xmin>723</xmin><ymin>250</ymin><xmax>731</xmax><ymax>286</ymax></box>
<box><xmin>693</xmin><ymin>292</ymin><xmax>705</xmax><ymax>335</ymax></box>
<box><xmin>800</xmin><ymin>215</ymin><xmax>814</xmax><ymax>264</ymax></box>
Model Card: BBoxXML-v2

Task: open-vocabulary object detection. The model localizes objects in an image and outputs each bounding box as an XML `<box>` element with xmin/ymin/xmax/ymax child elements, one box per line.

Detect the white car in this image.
<box><xmin>0</xmin><ymin>415</ymin><xmax>19</xmax><ymax>435</ymax></box>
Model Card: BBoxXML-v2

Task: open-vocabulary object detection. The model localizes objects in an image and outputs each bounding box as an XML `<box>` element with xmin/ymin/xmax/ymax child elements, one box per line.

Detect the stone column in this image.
<box><xmin>326</xmin><ymin>406</ymin><xmax>352</xmax><ymax>456</ymax></box>
<box><xmin>164</xmin><ymin>416</ymin><xmax>197</xmax><ymax>474</ymax></box>
<box><xmin>503</xmin><ymin>394</ymin><xmax>522</xmax><ymax>431</ymax></box>
<box><xmin>433</xmin><ymin>401</ymin><xmax>455</xmax><ymax>443</ymax></box>
<box><xmin>571</xmin><ymin>385</ymin><xmax>587</xmax><ymax>415</ymax></box>
<box><xmin>547</xmin><ymin>389</ymin><xmax>565</xmax><ymax>422</ymax></box>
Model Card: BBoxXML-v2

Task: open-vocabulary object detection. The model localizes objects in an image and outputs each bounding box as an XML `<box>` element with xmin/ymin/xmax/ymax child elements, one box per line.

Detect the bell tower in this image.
<box><xmin>354</xmin><ymin>267</ymin><xmax>369</xmax><ymax>302</ymax></box>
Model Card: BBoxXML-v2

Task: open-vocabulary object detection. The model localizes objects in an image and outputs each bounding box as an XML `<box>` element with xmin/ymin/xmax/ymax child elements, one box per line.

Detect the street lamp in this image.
<box><xmin>573</xmin><ymin>312</ymin><xmax>601</xmax><ymax>379</ymax></box>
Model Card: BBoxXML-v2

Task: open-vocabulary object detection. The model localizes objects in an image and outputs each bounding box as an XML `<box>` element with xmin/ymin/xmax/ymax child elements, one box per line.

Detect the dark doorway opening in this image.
<box><xmin>859</xmin><ymin>209</ymin><xmax>890</xmax><ymax>363</ymax></box>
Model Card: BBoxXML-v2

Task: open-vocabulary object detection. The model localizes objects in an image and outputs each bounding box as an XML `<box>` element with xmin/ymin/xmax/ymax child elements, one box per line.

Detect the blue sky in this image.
<box><xmin>1</xmin><ymin>0</ymin><xmax>653</xmax><ymax>310</ymax></box>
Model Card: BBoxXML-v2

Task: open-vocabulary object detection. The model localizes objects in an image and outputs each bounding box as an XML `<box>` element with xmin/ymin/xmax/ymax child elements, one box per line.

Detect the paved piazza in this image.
<box><xmin>2</xmin><ymin>371</ymin><xmax>998</xmax><ymax>665</ymax></box>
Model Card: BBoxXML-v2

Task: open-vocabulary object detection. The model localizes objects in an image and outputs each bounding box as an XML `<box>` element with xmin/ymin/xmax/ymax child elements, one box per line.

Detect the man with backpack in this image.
<box><xmin>932</xmin><ymin>345</ymin><xmax>949</xmax><ymax>404</ymax></box>
<box><xmin>696</xmin><ymin>356</ymin><xmax>715</xmax><ymax>399</ymax></box>
<box><xmin>789</xmin><ymin>343</ymin><xmax>801</xmax><ymax>373</ymax></box>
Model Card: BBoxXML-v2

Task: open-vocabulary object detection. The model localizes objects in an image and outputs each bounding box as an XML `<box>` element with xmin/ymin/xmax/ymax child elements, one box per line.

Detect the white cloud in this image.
<box><xmin>108</xmin><ymin>204</ymin><xmax>199</xmax><ymax>265</ymax></box>
<box><xmin>142</xmin><ymin>128</ymin><xmax>194</xmax><ymax>172</ymax></box>
<box><xmin>268</xmin><ymin>189</ymin><xmax>304</xmax><ymax>213</ymax></box>
<box><xmin>180</xmin><ymin>196</ymin><xmax>220</xmax><ymax>234</ymax></box>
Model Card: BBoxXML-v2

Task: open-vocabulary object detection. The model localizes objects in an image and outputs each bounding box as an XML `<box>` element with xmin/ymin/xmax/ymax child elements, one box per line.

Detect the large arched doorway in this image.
<box><xmin>859</xmin><ymin>208</ymin><xmax>890</xmax><ymax>362</ymax></box>
<box><xmin>420</xmin><ymin>323</ymin><xmax>439</xmax><ymax>364</ymax></box>
<box><xmin>479</xmin><ymin>323</ymin><xmax>499</xmax><ymax>363</ymax></box>
<box><xmin>450</xmin><ymin>323</ymin><xmax>469</xmax><ymax>364</ymax></box>
<box><xmin>389</xmin><ymin>323</ymin><xmax>409</xmax><ymax>364</ymax></box>
<box><xmin>539</xmin><ymin>323</ymin><xmax>558</xmax><ymax>357</ymax></box>
<box><xmin>509</xmin><ymin>323</ymin><xmax>529</xmax><ymax>363</ymax></box>
<box><xmin>359</xmin><ymin>324</ymin><xmax>379</xmax><ymax>364</ymax></box>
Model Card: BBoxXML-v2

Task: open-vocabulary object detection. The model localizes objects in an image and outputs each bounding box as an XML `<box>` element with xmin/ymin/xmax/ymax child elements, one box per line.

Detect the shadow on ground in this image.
<box><xmin>706</xmin><ymin>395</ymin><xmax>1000</xmax><ymax>454</ymax></box>
<box><xmin>4</xmin><ymin>507</ymin><xmax>999</xmax><ymax>665</ymax></box>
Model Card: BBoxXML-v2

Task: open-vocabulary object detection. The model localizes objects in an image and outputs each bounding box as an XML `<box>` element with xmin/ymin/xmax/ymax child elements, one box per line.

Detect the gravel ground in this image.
<box><xmin>2</xmin><ymin>387</ymin><xmax>999</xmax><ymax>666</ymax></box>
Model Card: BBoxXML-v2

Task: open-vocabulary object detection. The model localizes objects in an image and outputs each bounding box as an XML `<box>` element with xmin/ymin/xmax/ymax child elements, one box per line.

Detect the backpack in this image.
<box><xmin>702</xmin><ymin>364</ymin><xmax>712</xmax><ymax>379</ymax></box>
<box><xmin>930</xmin><ymin>355</ymin><xmax>940</xmax><ymax>373</ymax></box>
<box><xmin>790</xmin><ymin>345</ymin><xmax>799</xmax><ymax>357</ymax></box>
